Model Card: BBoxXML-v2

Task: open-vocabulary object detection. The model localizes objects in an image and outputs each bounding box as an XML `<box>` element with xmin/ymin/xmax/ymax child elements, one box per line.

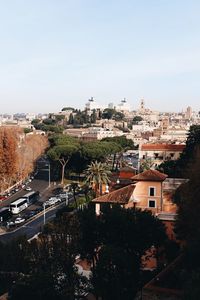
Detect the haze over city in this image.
<box><xmin>1</xmin><ymin>0</ymin><xmax>200</xmax><ymax>113</ymax></box>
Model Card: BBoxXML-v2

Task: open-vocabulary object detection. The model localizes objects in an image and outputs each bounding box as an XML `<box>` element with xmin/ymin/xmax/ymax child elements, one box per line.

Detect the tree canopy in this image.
<box><xmin>47</xmin><ymin>137</ymin><xmax>79</xmax><ymax>184</ymax></box>
<box><xmin>76</xmin><ymin>205</ymin><xmax>166</xmax><ymax>299</ymax></box>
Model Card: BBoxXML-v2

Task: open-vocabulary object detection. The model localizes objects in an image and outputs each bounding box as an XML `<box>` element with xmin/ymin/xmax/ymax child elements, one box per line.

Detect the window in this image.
<box><xmin>148</xmin><ymin>200</ymin><xmax>156</xmax><ymax>208</ymax></box>
<box><xmin>149</xmin><ymin>187</ymin><xmax>155</xmax><ymax>196</ymax></box>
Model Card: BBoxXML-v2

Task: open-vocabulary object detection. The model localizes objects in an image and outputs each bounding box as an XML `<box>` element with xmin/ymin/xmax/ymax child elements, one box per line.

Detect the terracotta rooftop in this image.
<box><xmin>119</xmin><ymin>166</ymin><xmax>137</xmax><ymax>172</ymax></box>
<box><xmin>132</xmin><ymin>169</ymin><xmax>168</xmax><ymax>182</ymax></box>
<box><xmin>92</xmin><ymin>184</ymin><xmax>135</xmax><ymax>204</ymax></box>
<box><xmin>141</xmin><ymin>144</ymin><xmax>185</xmax><ymax>151</ymax></box>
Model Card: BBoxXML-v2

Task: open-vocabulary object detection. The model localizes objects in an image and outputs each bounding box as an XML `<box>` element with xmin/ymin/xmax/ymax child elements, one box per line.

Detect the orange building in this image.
<box><xmin>92</xmin><ymin>169</ymin><xmax>186</xmax><ymax>241</ymax></box>
<box><xmin>129</xmin><ymin>169</ymin><xmax>168</xmax><ymax>213</ymax></box>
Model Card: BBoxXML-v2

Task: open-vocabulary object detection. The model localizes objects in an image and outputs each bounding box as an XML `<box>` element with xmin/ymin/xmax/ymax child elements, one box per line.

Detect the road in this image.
<box><xmin>0</xmin><ymin>157</ymin><xmax>65</xmax><ymax>243</ymax></box>
<box><xmin>0</xmin><ymin>202</ymin><xmax>66</xmax><ymax>243</ymax></box>
<box><xmin>0</xmin><ymin>161</ymin><xmax>51</xmax><ymax>209</ymax></box>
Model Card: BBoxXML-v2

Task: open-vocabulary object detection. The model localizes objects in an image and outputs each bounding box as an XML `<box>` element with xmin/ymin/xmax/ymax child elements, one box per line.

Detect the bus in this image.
<box><xmin>0</xmin><ymin>207</ymin><xmax>12</xmax><ymax>223</ymax></box>
<box><xmin>23</xmin><ymin>191</ymin><xmax>40</xmax><ymax>205</ymax></box>
<box><xmin>10</xmin><ymin>198</ymin><xmax>28</xmax><ymax>214</ymax></box>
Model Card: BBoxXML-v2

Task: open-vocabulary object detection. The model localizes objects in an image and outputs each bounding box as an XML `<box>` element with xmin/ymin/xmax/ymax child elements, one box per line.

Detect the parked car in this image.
<box><xmin>25</xmin><ymin>186</ymin><xmax>32</xmax><ymax>191</ymax></box>
<box><xmin>7</xmin><ymin>220</ymin><xmax>15</xmax><ymax>227</ymax></box>
<box><xmin>0</xmin><ymin>196</ymin><xmax>7</xmax><ymax>201</ymax></box>
<box><xmin>15</xmin><ymin>217</ymin><xmax>25</xmax><ymax>224</ymax></box>
<box><xmin>45</xmin><ymin>197</ymin><xmax>61</xmax><ymax>207</ymax></box>
<box><xmin>34</xmin><ymin>207</ymin><xmax>43</xmax><ymax>214</ymax></box>
<box><xmin>27</xmin><ymin>210</ymin><xmax>36</xmax><ymax>218</ymax></box>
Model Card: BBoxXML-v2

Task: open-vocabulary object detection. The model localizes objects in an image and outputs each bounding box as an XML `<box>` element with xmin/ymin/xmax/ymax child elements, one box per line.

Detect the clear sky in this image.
<box><xmin>0</xmin><ymin>0</ymin><xmax>200</xmax><ymax>113</ymax></box>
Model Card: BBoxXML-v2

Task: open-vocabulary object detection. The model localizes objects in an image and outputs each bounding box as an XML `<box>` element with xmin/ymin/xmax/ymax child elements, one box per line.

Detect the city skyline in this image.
<box><xmin>0</xmin><ymin>0</ymin><xmax>200</xmax><ymax>113</ymax></box>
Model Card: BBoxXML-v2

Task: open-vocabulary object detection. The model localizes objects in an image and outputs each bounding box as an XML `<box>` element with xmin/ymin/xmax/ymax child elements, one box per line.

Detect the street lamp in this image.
<box><xmin>130</xmin><ymin>193</ymin><xmax>140</xmax><ymax>221</ymax></box>
<box><xmin>48</xmin><ymin>163</ymin><xmax>51</xmax><ymax>188</ymax></box>
<box><xmin>43</xmin><ymin>202</ymin><xmax>46</xmax><ymax>225</ymax></box>
<box><xmin>45</xmin><ymin>161</ymin><xmax>51</xmax><ymax>188</ymax></box>
<box><xmin>65</xmin><ymin>192</ymin><xmax>69</xmax><ymax>206</ymax></box>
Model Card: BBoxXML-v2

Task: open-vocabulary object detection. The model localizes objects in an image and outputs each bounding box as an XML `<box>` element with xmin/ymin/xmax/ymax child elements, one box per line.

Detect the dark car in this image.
<box><xmin>24</xmin><ymin>210</ymin><xmax>37</xmax><ymax>220</ymax></box>
<box><xmin>0</xmin><ymin>196</ymin><xmax>7</xmax><ymax>201</ymax></box>
<box><xmin>35</xmin><ymin>207</ymin><xmax>43</xmax><ymax>214</ymax></box>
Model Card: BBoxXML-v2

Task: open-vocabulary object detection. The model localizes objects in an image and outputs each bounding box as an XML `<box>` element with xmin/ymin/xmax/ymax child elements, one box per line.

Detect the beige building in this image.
<box><xmin>139</xmin><ymin>143</ymin><xmax>185</xmax><ymax>167</ymax></box>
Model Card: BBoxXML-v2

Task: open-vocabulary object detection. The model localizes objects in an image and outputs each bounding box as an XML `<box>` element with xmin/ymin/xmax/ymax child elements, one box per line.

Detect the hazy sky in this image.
<box><xmin>0</xmin><ymin>0</ymin><xmax>200</xmax><ymax>113</ymax></box>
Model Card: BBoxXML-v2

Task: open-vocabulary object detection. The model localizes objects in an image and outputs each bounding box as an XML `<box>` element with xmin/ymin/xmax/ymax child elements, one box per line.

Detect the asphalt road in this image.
<box><xmin>0</xmin><ymin>158</ymin><xmax>65</xmax><ymax>243</ymax></box>
<box><xmin>0</xmin><ymin>202</ymin><xmax>66</xmax><ymax>243</ymax></box>
<box><xmin>0</xmin><ymin>161</ymin><xmax>50</xmax><ymax>209</ymax></box>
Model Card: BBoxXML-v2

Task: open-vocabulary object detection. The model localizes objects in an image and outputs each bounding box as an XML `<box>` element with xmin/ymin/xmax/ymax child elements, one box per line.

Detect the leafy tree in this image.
<box><xmin>113</xmin><ymin>111</ymin><xmax>125</xmax><ymax>121</ymax></box>
<box><xmin>48</xmin><ymin>135</ymin><xmax>80</xmax><ymax>184</ymax></box>
<box><xmin>102</xmin><ymin>108</ymin><xmax>115</xmax><ymax>120</ymax></box>
<box><xmin>81</xmin><ymin>141</ymin><xmax>111</xmax><ymax>163</ymax></box>
<box><xmin>54</xmin><ymin>115</ymin><xmax>65</xmax><ymax>122</ymax></box>
<box><xmin>0</xmin><ymin>128</ymin><xmax>18</xmax><ymax>191</ymax></box>
<box><xmin>72</xmin><ymin>110</ymin><xmax>89</xmax><ymax>125</ymax></box>
<box><xmin>23</xmin><ymin>128</ymin><xmax>33</xmax><ymax>134</ymax></box>
<box><xmin>132</xmin><ymin>116</ymin><xmax>143</xmax><ymax>124</ymax></box>
<box><xmin>49</xmin><ymin>134</ymin><xmax>78</xmax><ymax>147</ymax></box>
<box><xmin>17</xmin><ymin>134</ymin><xmax>48</xmax><ymax>180</ymax></box>
<box><xmin>92</xmin><ymin>245</ymin><xmax>140</xmax><ymax>300</ymax></box>
<box><xmin>90</xmin><ymin>109</ymin><xmax>97</xmax><ymax>124</ymax></box>
<box><xmin>102</xmin><ymin>136</ymin><xmax>135</xmax><ymax>150</ymax></box>
<box><xmin>31</xmin><ymin>118</ymin><xmax>41</xmax><ymax>126</ymax></box>
<box><xmin>43</xmin><ymin>118</ymin><xmax>56</xmax><ymax>125</ymax></box>
<box><xmin>68</xmin><ymin>113</ymin><xmax>74</xmax><ymax>125</ymax></box>
<box><xmin>8</xmin><ymin>218</ymin><xmax>88</xmax><ymax>300</ymax></box>
<box><xmin>77</xmin><ymin>207</ymin><xmax>100</xmax><ymax>267</ymax></box>
<box><xmin>158</xmin><ymin>160</ymin><xmax>180</xmax><ymax>178</ymax></box>
<box><xmin>61</xmin><ymin>107</ymin><xmax>74</xmax><ymax>111</ymax></box>
<box><xmin>172</xmin><ymin>145</ymin><xmax>200</xmax><ymax>296</ymax></box>
<box><xmin>77</xmin><ymin>206</ymin><xmax>166</xmax><ymax>299</ymax></box>
<box><xmin>140</xmin><ymin>158</ymin><xmax>154</xmax><ymax>172</ymax></box>
<box><xmin>48</xmin><ymin>143</ymin><xmax>79</xmax><ymax>184</ymax></box>
<box><xmin>69</xmin><ymin>182</ymin><xmax>79</xmax><ymax>209</ymax></box>
<box><xmin>161</xmin><ymin>125</ymin><xmax>200</xmax><ymax>178</ymax></box>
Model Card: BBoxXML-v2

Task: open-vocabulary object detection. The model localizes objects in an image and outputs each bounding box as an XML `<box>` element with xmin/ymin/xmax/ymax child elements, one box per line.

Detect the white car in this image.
<box><xmin>25</xmin><ymin>186</ymin><xmax>32</xmax><ymax>191</ymax></box>
<box><xmin>15</xmin><ymin>217</ymin><xmax>25</xmax><ymax>224</ymax></box>
<box><xmin>45</xmin><ymin>197</ymin><xmax>61</xmax><ymax>206</ymax></box>
<box><xmin>7</xmin><ymin>220</ymin><xmax>15</xmax><ymax>227</ymax></box>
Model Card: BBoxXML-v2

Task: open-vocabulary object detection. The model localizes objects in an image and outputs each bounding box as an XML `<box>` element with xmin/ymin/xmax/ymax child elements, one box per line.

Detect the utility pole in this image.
<box><xmin>48</xmin><ymin>163</ymin><xmax>51</xmax><ymax>188</ymax></box>
<box><xmin>66</xmin><ymin>192</ymin><xmax>68</xmax><ymax>206</ymax></box>
<box><xmin>43</xmin><ymin>203</ymin><xmax>46</xmax><ymax>225</ymax></box>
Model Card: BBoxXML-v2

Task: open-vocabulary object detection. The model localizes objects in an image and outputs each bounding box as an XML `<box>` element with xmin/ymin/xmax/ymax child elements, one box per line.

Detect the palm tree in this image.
<box><xmin>85</xmin><ymin>161</ymin><xmax>111</xmax><ymax>197</ymax></box>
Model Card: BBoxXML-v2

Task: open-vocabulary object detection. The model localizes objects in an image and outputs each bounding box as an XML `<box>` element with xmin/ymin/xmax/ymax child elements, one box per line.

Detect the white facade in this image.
<box><xmin>116</xmin><ymin>98</ymin><xmax>131</xmax><ymax>112</ymax></box>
